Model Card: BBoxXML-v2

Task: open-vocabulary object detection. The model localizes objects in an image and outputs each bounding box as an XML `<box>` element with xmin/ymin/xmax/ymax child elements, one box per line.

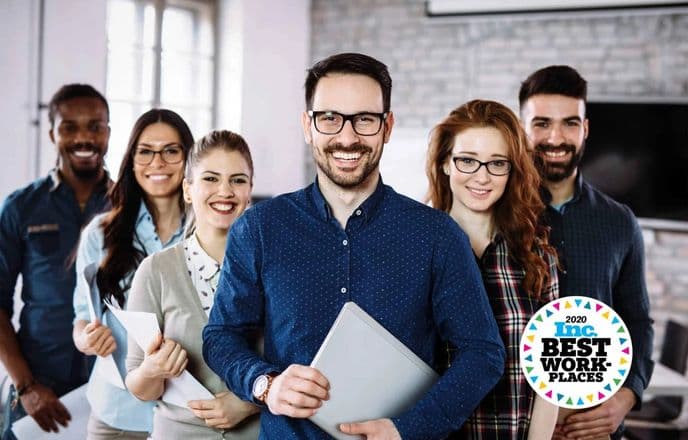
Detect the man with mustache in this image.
<box><xmin>203</xmin><ymin>52</ymin><xmax>505</xmax><ymax>439</ymax></box>
<box><xmin>0</xmin><ymin>84</ymin><xmax>111</xmax><ymax>438</ymax></box>
<box><xmin>519</xmin><ymin>66</ymin><xmax>653</xmax><ymax>440</ymax></box>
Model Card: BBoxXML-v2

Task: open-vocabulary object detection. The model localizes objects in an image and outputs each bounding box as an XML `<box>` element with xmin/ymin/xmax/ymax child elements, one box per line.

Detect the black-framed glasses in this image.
<box><xmin>452</xmin><ymin>157</ymin><xmax>512</xmax><ymax>176</ymax></box>
<box><xmin>308</xmin><ymin>110</ymin><xmax>387</xmax><ymax>136</ymax></box>
<box><xmin>133</xmin><ymin>145</ymin><xmax>184</xmax><ymax>165</ymax></box>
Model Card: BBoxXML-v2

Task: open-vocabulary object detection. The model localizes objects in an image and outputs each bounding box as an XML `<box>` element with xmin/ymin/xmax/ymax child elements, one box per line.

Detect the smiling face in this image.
<box><xmin>445</xmin><ymin>126</ymin><xmax>511</xmax><ymax>217</ymax></box>
<box><xmin>133</xmin><ymin>122</ymin><xmax>185</xmax><ymax>200</ymax></box>
<box><xmin>50</xmin><ymin>96</ymin><xmax>110</xmax><ymax>180</ymax></box>
<box><xmin>521</xmin><ymin>94</ymin><xmax>589</xmax><ymax>183</ymax></box>
<box><xmin>301</xmin><ymin>73</ymin><xmax>394</xmax><ymax>190</ymax></box>
<box><xmin>183</xmin><ymin>149</ymin><xmax>252</xmax><ymax>235</ymax></box>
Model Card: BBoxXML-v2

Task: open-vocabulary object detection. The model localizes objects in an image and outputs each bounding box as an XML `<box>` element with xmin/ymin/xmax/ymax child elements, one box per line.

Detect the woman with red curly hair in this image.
<box><xmin>426</xmin><ymin>99</ymin><xmax>559</xmax><ymax>439</ymax></box>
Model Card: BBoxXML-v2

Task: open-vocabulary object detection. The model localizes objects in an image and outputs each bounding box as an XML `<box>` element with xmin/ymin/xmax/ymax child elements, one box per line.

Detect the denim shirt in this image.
<box><xmin>0</xmin><ymin>169</ymin><xmax>109</xmax><ymax>394</ymax></box>
<box><xmin>203</xmin><ymin>179</ymin><xmax>506</xmax><ymax>440</ymax></box>
<box><xmin>73</xmin><ymin>201</ymin><xmax>185</xmax><ymax>431</ymax></box>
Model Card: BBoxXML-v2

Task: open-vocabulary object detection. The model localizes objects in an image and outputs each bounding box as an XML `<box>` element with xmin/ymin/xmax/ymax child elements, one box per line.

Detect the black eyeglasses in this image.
<box><xmin>308</xmin><ymin>110</ymin><xmax>387</xmax><ymax>136</ymax></box>
<box><xmin>452</xmin><ymin>157</ymin><xmax>512</xmax><ymax>176</ymax></box>
<box><xmin>133</xmin><ymin>145</ymin><xmax>184</xmax><ymax>165</ymax></box>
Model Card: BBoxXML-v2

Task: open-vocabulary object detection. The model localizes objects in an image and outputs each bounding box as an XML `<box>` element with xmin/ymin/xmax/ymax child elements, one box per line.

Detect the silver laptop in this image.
<box><xmin>309</xmin><ymin>301</ymin><xmax>439</xmax><ymax>439</ymax></box>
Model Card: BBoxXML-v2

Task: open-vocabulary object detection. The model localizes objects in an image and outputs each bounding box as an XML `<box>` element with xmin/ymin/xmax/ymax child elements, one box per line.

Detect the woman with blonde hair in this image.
<box><xmin>125</xmin><ymin>130</ymin><xmax>259</xmax><ymax>439</ymax></box>
<box><xmin>426</xmin><ymin>99</ymin><xmax>559</xmax><ymax>439</ymax></box>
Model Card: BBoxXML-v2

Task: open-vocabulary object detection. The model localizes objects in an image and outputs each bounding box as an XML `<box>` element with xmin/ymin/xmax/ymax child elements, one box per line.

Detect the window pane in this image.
<box><xmin>162</xmin><ymin>7</ymin><xmax>194</xmax><ymax>53</ymax></box>
<box><xmin>106</xmin><ymin>101</ymin><xmax>153</xmax><ymax>177</ymax></box>
<box><xmin>107</xmin><ymin>47</ymin><xmax>156</xmax><ymax>102</ymax></box>
<box><xmin>160</xmin><ymin>53</ymin><xmax>213</xmax><ymax>106</ymax></box>
<box><xmin>142</xmin><ymin>4</ymin><xmax>156</xmax><ymax>49</ymax></box>
<box><xmin>107</xmin><ymin>0</ymin><xmax>138</xmax><ymax>47</ymax></box>
<box><xmin>107</xmin><ymin>0</ymin><xmax>216</xmax><ymax>166</ymax></box>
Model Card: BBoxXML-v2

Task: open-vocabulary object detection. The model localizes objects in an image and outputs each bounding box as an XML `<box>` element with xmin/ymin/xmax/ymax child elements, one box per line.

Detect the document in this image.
<box><xmin>83</xmin><ymin>264</ymin><xmax>125</xmax><ymax>389</ymax></box>
<box><xmin>309</xmin><ymin>302</ymin><xmax>439</xmax><ymax>440</ymax></box>
<box><xmin>105</xmin><ymin>302</ymin><xmax>214</xmax><ymax>407</ymax></box>
<box><xmin>12</xmin><ymin>384</ymin><xmax>89</xmax><ymax>439</ymax></box>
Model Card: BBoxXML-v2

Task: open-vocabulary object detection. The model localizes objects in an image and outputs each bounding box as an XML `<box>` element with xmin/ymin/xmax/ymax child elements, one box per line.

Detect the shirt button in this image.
<box><xmin>342</xmin><ymin>239</ymin><xmax>348</xmax><ymax>246</ymax></box>
<box><xmin>340</xmin><ymin>287</ymin><xmax>347</xmax><ymax>294</ymax></box>
<box><xmin>355</xmin><ymin>210</ymin><xmax>362</xmax><ymax>216</ymax></box>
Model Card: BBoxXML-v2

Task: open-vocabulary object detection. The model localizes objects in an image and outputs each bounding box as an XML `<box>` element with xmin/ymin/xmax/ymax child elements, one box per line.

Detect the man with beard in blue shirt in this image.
<box><xmin>203</xmin><ymin>53</ymin><xmax>505</xmax><ymax>440</ymax></box>
<box><xmin>519</xmin><ymin>65</ymin><xmax>654</xmax><ymax>440</ymax></box>
<box><xmin>0</xmin><ymin>84</ymin><xmax>111</xmax><ymax>438</ymax></box>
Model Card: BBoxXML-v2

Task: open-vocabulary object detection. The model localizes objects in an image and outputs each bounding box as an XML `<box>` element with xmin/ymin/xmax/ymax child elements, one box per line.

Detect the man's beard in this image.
<box><xmin>72</xmin><ymin>165</ymin><xmax>102</xmax><ymax>180</ymax></box>
<box><xmin>316</xmin><ymin>143</ymin><xmax>378</xmax><ymax>188</ymax></box>
<box><xmin>64</xmin><ymin>143</ymin><xmax>104</xmax><ymax>181</ymax></box>
<box><xmin>533</xmin><ymin>141</ymin><xmax>585</xmax><ymax>182</ymax></box>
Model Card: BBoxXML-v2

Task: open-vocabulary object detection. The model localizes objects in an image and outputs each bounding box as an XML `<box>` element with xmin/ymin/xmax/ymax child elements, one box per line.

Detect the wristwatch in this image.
<box><xmin>252</xmin><ymin>373</ymin><xmax>276</xmax><ymax>403</ymax></box>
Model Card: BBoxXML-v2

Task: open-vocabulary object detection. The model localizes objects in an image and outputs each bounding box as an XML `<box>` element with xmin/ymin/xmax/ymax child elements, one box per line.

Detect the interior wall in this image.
<box><xmin>216</xmin><ymin>0</ymin><xmax>311</xmax><ymax>197</ymax></box>
<box><xmin>0</xmin><ymin>0</ymin><xmax>108</xmax><ymax>201</ymax></box>
<box><xmin>1</xmin><ymin>0</ymin><xmax>40</xmax><ymax>202</ymax></box>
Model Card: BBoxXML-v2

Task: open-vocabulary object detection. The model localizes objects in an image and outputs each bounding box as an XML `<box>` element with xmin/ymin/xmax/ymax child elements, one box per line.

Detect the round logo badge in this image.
<box><xmin>520</xmin><ymin>296</ymin><xmax>632</xmax><ymax>409</ymax></box>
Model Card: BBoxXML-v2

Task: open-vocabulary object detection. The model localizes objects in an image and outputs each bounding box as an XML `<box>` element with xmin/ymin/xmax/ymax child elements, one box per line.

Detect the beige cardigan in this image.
<box><xmin>126</xmin><ymin>243</ymin><xmax>259</xmax><ymax>440</ymax></box>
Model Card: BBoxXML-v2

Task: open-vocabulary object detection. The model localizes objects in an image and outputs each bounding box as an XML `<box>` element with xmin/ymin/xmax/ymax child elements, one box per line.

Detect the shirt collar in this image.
<box><xmin>48</xmin><ymin>169</ymin><xmax>61</xmax><ymax>192</ymax></box>
<box><xmin>136</xmin><ymin>201</ymin><xmax>154</xmax><ymax>226</ymax></box>
<box><xmin>355</xmin><ymin>177</ymin><xmax>386</xmax><ymax>223</ymax></box>
<box><xmin>541</xmin><ymin>171</ymin><xmax>584</xmax><ymax>209</ymax></box>
<box><xmin>572</xmin><ymin>170</ymin><xmax>584</xmax><ymax>202</ymax></box>
<box><xmin>186</xmin><ymin>233</ymin><xmax>221</xmax><ymax>281</ymax></box>
<box><xmin>48</xmin><ymin>168</ymin><xmax>112</xmax><ymax>194</ymax></box>
<box><xmin>135</xmin><ymin>201</ymin><xmax>187</xmax><ymax>246</ymax></box>
<box><xmin>310</xmin><ymin>177</ymin><xmax>331</xmax><ymax>221</ymax></box>
<box><xmin>309</xmin><ymin>176</ymin><xmax>387</xmax><ymax>223</ymax></box>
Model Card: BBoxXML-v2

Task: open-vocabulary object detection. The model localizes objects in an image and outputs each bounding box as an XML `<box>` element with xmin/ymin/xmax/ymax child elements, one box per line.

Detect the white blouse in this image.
<box><xmin>183</xmin><ymin>234</ymin><xmax>221</xmax><ymax>316</ymax></box>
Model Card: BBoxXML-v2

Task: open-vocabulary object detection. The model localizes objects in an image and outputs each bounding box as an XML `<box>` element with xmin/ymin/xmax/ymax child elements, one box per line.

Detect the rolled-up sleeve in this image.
<box><xmin>0</xmin><ymin>196</ymin><xmax>23</xmax><ymax>317</ymax></box>
<box><xmin>73</xmin><ymin>216</ymin><xmax>105</xmax><ymax>323</ymax></box>
<box><xmin>203</xmin><ymin>211</ymin><xmax>278</xmax><ymax>402</ymax></box>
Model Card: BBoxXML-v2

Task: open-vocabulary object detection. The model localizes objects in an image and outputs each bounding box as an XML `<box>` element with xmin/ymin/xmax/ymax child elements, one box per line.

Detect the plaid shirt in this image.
<box><xmin>449</xmin><ymin>236</ymin><xmax>559</xmax><ymax>439</ymax></box>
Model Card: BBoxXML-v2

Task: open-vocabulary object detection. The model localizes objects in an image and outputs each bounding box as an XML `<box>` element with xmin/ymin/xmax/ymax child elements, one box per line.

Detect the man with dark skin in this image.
<box><xmin>0</xmin><ymin>84</ymin><xmax>111</xmax><ymax>437</ymax></box>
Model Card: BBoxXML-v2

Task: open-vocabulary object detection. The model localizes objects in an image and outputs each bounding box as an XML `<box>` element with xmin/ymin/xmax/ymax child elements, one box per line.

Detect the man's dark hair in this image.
<box><xmin>518</xmin><ymin>65</ymin><xmax>587</xmax><ymax>109</ymax></box>
<box><xmin>305</xmin><ymin>52</ymin><xmax>392</xmax><ymax>112</ymax></box>
<box><xmin>48</xmin><ymin>83</ymin><xmax>109</xmax><ymax>127</ymax></box>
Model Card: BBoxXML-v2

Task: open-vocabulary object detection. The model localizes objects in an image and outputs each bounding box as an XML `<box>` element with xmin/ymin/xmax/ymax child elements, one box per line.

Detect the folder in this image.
<box><xmin>309</xmin><ymin>302</ymin><xmax>439</xmax><ymax>439</ymax></box>
<box><xmin>83</xmin><ymin>263</ymin><xmax>126</xmax><ymax>389</ymax></box>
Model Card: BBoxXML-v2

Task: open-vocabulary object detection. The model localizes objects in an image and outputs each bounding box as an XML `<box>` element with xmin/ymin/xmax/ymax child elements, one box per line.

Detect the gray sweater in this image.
<box><xmin>126</xmin><ymin>243</ymin><xmax>259</xmax><ymax>439</ymax></box>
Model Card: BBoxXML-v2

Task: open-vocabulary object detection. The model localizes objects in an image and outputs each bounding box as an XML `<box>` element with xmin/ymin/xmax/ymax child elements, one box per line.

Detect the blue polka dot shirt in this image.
<box><xmin>203</xmin><ymin>178</ymin><xmax>505</xmax><ymax>440</ymax></box>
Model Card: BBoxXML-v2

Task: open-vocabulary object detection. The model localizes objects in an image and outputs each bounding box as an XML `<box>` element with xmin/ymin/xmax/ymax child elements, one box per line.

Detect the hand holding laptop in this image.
<box><xmin>262</xmin><ymin>364</ymin><xmax>402</xmax><ymax>439</ymax></box>
<box><xmin>339</xmin><ymin>419</ymin><xmax>401</xmax><ymax>439</ymax></box>
<box><xmin>263</xmin><ymin>364</ymin><xmax>329</xmax><ymax>418</ymax></box>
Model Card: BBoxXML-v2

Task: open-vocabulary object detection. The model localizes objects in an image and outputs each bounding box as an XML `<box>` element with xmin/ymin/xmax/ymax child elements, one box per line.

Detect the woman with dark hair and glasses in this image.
<box><xmin>72</xmin><ymin>109</ymin><xmax>193</xmax><ymax>439</ymax></box>
<box><xmin>426</xmin><ymin>100</ymin><xmax>559</xmax><ymax>439</ymax></box>
<box><xmin>125</xmin><ymin>130</ymin><xmax>259</xmax><ymax>439</ymax></box>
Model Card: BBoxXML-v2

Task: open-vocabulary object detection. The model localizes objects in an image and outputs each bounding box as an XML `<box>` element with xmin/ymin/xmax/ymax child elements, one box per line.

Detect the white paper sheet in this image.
<box><xmin>84</xmin><ymin>279</ymin><xmax>125</xmax><ymax>389</ymax></box>
<box><xmin>105</xmin><ymin>303</ymin><xmax>214</xmax><ymax>407</ymax></box>
<box><xmin>105</xmin><ymin>303</ymin><xmax>160</xmax><ymax>353</ymax></box>
<box><xmin>12</xmin><ymin>384</ymin><xmax>89</xmax><ymax>439</ymax></box>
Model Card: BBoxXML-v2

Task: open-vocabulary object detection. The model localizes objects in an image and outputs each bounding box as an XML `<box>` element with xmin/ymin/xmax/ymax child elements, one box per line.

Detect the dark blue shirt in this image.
<box><xmin>0</xmin><ymin>170</ymin><xmax>109</xmax><ymax>395</ymax></box>
<box><xmin>543</xmin><ymin>172</ymin><xmax>654</xmax><ymax>411</ymax></box>
<box><xmin>203</xmin><ymin>179</ymin><xmax>505</xmax><ymax>440</ymax></box>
